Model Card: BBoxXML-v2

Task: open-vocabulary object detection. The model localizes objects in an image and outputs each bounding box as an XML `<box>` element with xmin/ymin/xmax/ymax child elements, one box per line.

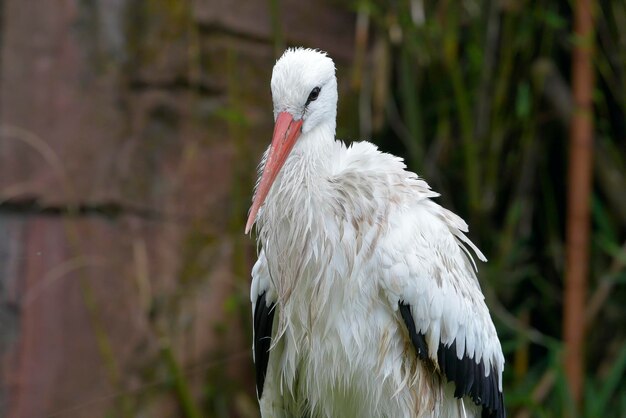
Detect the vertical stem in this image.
<box><xmin>351</xmin><ymin>2</ymin><xmax>369</xmax><ymax>90</ymax></box>
<box><xmin>486</xmin><ymin>11</ymin><xmax>514</xmax><ymax>197</ymax></box>
<box><xmin>67</xmin><ymin>222</ymin><xmax>134</xmax><ymax>418</ymax></box>
<box><xmin>473</xmin><ymin>0</ymin><xmax>499</xmax><ymax>143</ymax></box>
<box><xmin>161</xmin><ymin>342</ymin><xmax>203</xmax><ymax>418</ymax></box>
<box><xmin>443</xmin><ymin>7</ymin><xmax>479</xmax><ymax>212</ymax></box>
<box><xmin>564</xmin><ymin>0</ymin><xmax>595</xmax><ymax>408</ymax></box>
<box><xmin>399</xmin><ymin>47</ymin><xmax>423</xmax><ymax>168</ymax></box>
<box><xmin>268</xmin><ymin>0</ymin><xmax>284</xmax><ymax>57</ymax></box>
<box><xmin>449</xmin><ymin>62</ymin><xmax>479</xmax><ymax>211</ymax></box>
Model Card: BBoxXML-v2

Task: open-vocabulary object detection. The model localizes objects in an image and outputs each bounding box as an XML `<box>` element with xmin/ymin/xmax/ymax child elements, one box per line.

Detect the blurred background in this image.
<box><xmin>0</xmin><ymin>0</ymin><xmax>624</xmax><ymax>417</ymax></box>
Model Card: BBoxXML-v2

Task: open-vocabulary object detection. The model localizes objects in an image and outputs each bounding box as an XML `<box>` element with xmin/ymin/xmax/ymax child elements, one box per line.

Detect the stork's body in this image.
<box><xmin>247</xmin><ymin>48</ymin><xmax>505</xmax><ymax>418</ymax></box>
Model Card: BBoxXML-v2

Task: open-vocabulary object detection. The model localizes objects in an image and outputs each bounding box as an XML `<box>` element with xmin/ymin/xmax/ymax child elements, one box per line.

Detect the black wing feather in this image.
<box><xmin>399</xmin><ymin>303</ymin><xmax>428</xmax><ymax>360</ymax></box>
<box><xmin>399</xmin><ymin>301</ymin><xmax>505</xmax><ymax>418</ymax></box>
<box><xmin>254</xmin><ymin>291</ymin><xmax>276</xmax><ymax>399</ymax></box>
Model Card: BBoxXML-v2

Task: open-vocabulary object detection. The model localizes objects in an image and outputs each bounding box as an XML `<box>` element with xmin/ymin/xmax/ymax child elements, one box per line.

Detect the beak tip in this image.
<box><xmin>244</xmin><ymin>216</ymin><xmax>254</xmax><ymax>235</ymax></box>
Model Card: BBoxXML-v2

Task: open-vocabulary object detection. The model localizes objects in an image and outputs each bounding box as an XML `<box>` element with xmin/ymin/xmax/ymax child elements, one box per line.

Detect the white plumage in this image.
<box><xmin>247</xmin><ymin>48</ymin><xmax>505</xmax><ymax>418</ymax></box>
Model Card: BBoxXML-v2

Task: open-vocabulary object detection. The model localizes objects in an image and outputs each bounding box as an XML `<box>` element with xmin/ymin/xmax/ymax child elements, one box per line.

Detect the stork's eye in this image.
<box><xmin>305</xmin><ymin>87</ymin><xmax>321</xmax><ymax>106</ymax></box>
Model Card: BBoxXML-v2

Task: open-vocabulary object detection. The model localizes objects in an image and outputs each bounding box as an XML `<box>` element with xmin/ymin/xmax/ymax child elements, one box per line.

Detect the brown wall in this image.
<box><xmin>0</xmin><ymin>1</ymin><xmax>356</xmax><ymax>416</ymax></box>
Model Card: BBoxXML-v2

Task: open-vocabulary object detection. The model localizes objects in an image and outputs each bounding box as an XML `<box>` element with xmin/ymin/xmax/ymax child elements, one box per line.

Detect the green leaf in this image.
<box><xmin>544</xmin><ymin>11</ymin><xmax>567</xmax><ymax>29</ymax></box>
<box><xmin>588</xmin><ymin>344</ymin><xmax>626</xmax><ymax>417</ymax></box>
<box><xmin>515</xmin><ymin>82</ymin><xmax>531</xmax><ymax>119</ymax></box>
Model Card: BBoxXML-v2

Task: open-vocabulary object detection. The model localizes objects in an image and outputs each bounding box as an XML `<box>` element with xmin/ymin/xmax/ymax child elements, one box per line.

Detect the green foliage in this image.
<box><xmin>585</xmin><ymin>343</ymin><xmax>626</xmax><ymax>417</ymax></box>
<box><xmin>353</xmin><ymin>0</ymin><xmax>626</xmax><ymax>416</ymax></box>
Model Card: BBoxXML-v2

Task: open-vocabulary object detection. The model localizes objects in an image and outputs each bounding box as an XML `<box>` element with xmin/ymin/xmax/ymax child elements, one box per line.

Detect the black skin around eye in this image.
<box><xmin>305</xmin><ymin>87</ymin><xmax>321</xmax><ymax>106</ymax></box>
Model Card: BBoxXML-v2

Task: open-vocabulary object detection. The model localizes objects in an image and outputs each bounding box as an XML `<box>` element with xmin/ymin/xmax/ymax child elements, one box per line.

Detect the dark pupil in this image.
<box><xmin>306</xmin><ymin>87</ymin><xmax>321</xmax><ymax>106</ymax></box>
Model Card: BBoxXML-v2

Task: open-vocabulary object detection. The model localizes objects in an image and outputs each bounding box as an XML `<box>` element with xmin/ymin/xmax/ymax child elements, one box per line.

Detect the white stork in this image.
<box><xmin>246</xmin><ymin>48</ymin><xmax>505</xmax><ymax>418</ymax></box>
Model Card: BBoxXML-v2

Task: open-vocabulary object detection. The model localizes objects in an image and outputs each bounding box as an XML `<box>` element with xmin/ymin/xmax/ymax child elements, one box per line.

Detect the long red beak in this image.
<box><xmin>245</xmin><ymin>112</ymin><xmax>303</xmax><ymax>234</ymax></box>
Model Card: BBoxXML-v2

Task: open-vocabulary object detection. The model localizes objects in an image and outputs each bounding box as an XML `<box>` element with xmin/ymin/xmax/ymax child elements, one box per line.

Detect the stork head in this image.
<box><xmin>270</xmin><ymin>48</ymin><xmax>337</xmax><ymax>134</ymax></box>
<box><xmin>245</xmin><ymin>48</ymin><xmax>337</xmax><ymax>233</ymax></box>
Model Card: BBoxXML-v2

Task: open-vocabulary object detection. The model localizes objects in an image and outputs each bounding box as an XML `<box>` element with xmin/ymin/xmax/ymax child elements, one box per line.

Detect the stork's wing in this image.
<box><xmin>381</xmin><ymin>200</ymin><xmax>505</xmax><ymax>418</ymax></box>
<box><xmin>399</xmin><ymin>301</ymin><xmax>504</xmax><ymax>417</ymax></box>
<box><xmin>250</xmin><ymin>251</ymin><xmax>276</xmax><ymax>399</ymax></box>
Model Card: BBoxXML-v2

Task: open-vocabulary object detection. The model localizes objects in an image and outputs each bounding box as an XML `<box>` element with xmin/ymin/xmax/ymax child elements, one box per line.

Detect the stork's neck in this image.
<box><xmin>259</xmin><ymin>119</ymin><xmax>336</xmax><ymax>234</ymax></box>
<box><xmin>259</xmin><ymin>120</ymin><xmax>339</xmax><ymax>323</ymax></box>
<box><xmin>285</xmin><ymin>121</ymin><xmax>336</xmax><ymax>175</ymax></box>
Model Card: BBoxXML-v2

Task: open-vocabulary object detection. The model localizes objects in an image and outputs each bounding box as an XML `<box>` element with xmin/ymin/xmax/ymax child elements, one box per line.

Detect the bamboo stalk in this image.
<box><xmin>268</xmin><ymin>0</ymin><xmax>285</xmax><ymax>58</ymax></box>
<box><xmin>564</xmin><ymin>0</ymin><xmax>595</xmax><ymax>408</ymax></box>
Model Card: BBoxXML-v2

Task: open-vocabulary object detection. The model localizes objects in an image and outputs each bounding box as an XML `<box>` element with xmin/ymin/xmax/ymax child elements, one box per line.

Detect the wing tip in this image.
<box><xmin>254</xmin><ymin>292</ymin><xmax>276</xmax><ymax>400</ymax></box>
<box><xmin>399</xmin><ymin>301</ymin><xmax>506</xmax><ymax>418</ymax></box>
